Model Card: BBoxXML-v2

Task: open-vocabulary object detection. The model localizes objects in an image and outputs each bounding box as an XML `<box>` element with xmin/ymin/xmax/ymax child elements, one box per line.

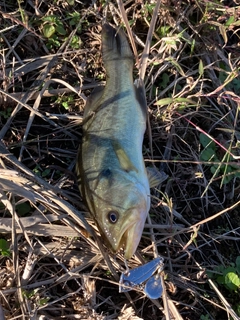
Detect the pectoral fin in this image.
<box><xmin>147</xmin><ymin>167</ymin><xmax>168</xmax><ymax>188</ymax></box>
<box><xmin>112</xmin><ymin>141</ymin><xmax>138</xmax><ymax>173</ymax></box>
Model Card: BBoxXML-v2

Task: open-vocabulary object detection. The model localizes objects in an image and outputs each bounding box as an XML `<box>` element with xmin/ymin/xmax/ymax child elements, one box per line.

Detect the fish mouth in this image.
<box><xmin>114</xmin><ymin>218</ymin><xmax>145</xmax><ymax>260</ymax></box>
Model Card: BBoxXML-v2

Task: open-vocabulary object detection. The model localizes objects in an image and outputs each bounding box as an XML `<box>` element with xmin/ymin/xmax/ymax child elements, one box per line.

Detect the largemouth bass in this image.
<box><xmin>77</xmin><ymin>24</ymin><xmax>151</xmax><ymax>259</ymax></box>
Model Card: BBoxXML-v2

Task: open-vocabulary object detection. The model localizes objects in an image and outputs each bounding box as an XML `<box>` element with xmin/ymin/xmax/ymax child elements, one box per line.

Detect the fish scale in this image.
<box><xmin>76</xmin><ymin>24</ymin><xmax>151</xmax><ymax>259</ymax></box>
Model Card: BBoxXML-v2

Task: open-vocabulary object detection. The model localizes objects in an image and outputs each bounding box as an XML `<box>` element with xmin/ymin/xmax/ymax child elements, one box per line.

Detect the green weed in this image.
<box><xmin>67</xmin><ymin>12</ymin><xmax>81</xmax><ymax>29</ymax></box>
<box><xmin>42</xmin><ymin>15</ymin><xmax>67</xmax><ymax>38</ymax></box>
<box><xmin>0</xmin><ymin>239</ymin><xmax>10</xmax><ymax>257</ymax></box>
<box><xmin>0</xmin><ymin>108</ymin><xmax>12</xmax><ymax>119</ymax></box>
<box><xmin>41</xmin><ymin>14</ymin><xmax>82</xmax><ymax>49</ymax></box>
<box><xmin>219</xmin><ymin>65</ymin><xmax>240</xmax><ymax>95</ymax></box>
<box><xmin>42</xmin><ymin>15</ymin><xmax>66</xmax><ymax>49</ymax></box>
<box><xmin>207</xmin><ymin>257</ymin><xmax>240</xmax><ymax>316</ymax></box>
<box><xmin>208</xmin><ymin>256</ymin><xmax>240</xmax><ymax>292</ymax></box>
<box><xmin>55</xmin><ymin>94</ymin><xmax>74</xmax><ymax>110</ymax></box>
<box><xmin>33</xmin><ymin>165</ymin><xmax>51</xmax><ymax>178</ymax></box>
<box><xmin>22</xmin><ymin>289</ymin><xmax>49</xmax><ymax>306</ymax></box>
<box><xmin>16</xmin><ymin>202</ymin><xmax>31</xmax><ymax>216</ymax></box>
<box><xmin>199</xmin><ymin>133</ymin><xmax>240</xmax><ymax>184</ymax></box>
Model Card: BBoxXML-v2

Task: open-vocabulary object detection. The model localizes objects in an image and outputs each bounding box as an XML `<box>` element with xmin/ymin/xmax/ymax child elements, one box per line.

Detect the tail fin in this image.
<box><xmin>101</xmin><ymin>24</ymin><xmax>133</xmax><ymax>63</ymax></box>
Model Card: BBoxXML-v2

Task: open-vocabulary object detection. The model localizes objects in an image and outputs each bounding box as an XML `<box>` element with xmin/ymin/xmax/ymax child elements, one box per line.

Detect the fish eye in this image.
<box><xmin>107</xmin><ymin>211</ymin><xmax>119</xmax><ymax>224</ymax></box>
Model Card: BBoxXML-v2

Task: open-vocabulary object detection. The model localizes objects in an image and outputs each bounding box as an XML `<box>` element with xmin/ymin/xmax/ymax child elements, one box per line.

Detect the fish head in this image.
<box><xmin>89</xmin><ymin>168</ymin><xmax>150</xmax><ymax>259</ymax></box>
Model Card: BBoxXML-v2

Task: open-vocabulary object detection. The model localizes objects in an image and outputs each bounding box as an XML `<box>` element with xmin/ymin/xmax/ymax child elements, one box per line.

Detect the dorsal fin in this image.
<box><xmin>83</xmin><ymin>86</ymin><xmax>104</xmax><ymax>117</ymax></box>
<box><xmin>134</xmin><ymin>79</ymin><xmax>148</xmax><ymax>119</ymax></box>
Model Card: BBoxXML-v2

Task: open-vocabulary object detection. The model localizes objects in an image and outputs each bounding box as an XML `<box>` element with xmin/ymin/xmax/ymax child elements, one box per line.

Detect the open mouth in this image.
<box><xmin>117</xmin><ymin>219</ymin><xmax>144</xmax><ymax>259</ymax></box>
<box><xmin>99</xmin><ymin>204</ymin><xmax>148</xmax><ymax>259</ymax></box>
<box><xmin>124</xmin><ymin>224</ymin><xmax>143</xmax><ymax>259</ymax></box>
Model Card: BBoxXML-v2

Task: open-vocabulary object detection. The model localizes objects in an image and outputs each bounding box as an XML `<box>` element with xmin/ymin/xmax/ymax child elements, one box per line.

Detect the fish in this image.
<box><xmin>76</xmin><ymin>24</ymin><xmax>166</xmax><ymax>259</ymax></box>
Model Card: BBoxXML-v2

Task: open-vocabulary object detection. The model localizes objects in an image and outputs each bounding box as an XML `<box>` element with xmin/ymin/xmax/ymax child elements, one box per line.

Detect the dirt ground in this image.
<box><xmin>0</xmin><ymin>0</ymin><xmax>240</xmax><ymax>319</ymax></box>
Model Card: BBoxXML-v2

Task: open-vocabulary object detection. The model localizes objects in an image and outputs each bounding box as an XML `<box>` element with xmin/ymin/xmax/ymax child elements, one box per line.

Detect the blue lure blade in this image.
<box><xmin>144</xmin><ymin>275</ymin><xmax>163</xmax><ymax>299</ymax></box>
<box><xmin>119</xmin><ymin>256</ymin><xmax>164</xmax><ymax>293</ymax></box>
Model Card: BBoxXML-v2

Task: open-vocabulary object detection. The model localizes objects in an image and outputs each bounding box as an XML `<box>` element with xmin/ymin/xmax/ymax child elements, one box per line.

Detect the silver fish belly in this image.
<box><xmin>77</xmin><ymin>24</ymin><xmax>150</xmax><ymax>259</ymax></box>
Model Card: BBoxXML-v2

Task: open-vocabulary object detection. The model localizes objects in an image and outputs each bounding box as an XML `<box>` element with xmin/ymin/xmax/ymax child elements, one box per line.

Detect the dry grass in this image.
<box><xmin>0</xmin><ymin>0</ymin><xmax>240</xmax><ymax>319</ymax></box>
